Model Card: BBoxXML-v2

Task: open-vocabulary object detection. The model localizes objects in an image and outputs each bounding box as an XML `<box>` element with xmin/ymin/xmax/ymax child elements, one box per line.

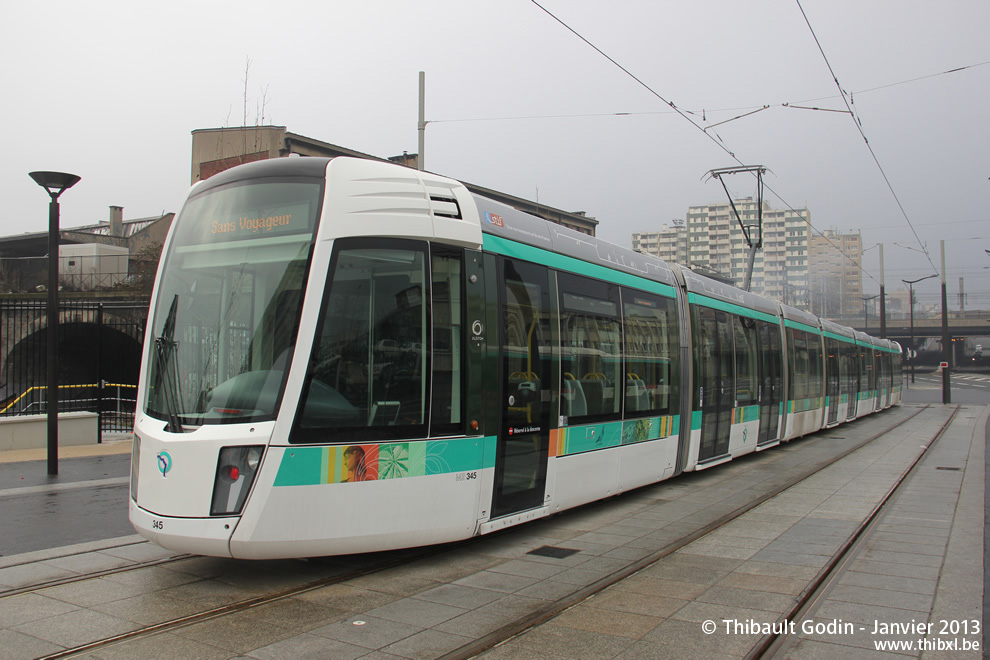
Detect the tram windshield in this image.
<box><xmin>145</xmin><ymin>178</ymin><xmax>322</xmax><ymax>426</ymax></box>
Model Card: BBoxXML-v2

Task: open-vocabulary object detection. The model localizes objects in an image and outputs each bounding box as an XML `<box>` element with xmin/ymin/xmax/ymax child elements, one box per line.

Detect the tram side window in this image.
<box><xmin>788</xmin><ymin>328</ymin><xmax>823</xmax><ymax>401</ymax></box>
<box><xmin>807</xmin><ymin>333</ymin><xmax>823</xmax><ymax>399</ymax></box>
<box><xmin>431</xmin><ymin>248</ymin><xmax>464</xmax><ymax>435</ymax></box>
<box><xmin>294</xmin><ymin>241</ymin><xmax>429</xmax><ymax>442</ymax></box>
<box><xmin>623</xmin><ymin>290</ymin><xmax>678</xmax><ymax>417</ymax></box>
<box><xmin>731</xmin><ymin>315</ymin><xmax>758</xmax><ymax>407</ymax></box>
<box><xmin>558</xmin><ymin>273</ymin><xmax>621</xmax><ymax>423</ymax></box>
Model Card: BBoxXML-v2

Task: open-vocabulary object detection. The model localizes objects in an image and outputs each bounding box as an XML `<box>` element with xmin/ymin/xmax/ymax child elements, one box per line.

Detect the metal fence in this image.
<box><xmin>1</xmin><ymin>298</ymin><xmax>149</xmax><ymax>439</ymax></box>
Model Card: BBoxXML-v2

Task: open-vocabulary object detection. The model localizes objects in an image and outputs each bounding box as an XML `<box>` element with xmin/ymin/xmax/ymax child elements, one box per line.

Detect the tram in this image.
<box><xmin>129</xmin><ymin>157</ymin><xmax>902</xmax><ymax>559</ymax></box>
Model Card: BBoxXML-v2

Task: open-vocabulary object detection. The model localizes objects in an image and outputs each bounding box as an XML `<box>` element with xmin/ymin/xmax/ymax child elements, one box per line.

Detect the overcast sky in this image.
<box><xmin>4</xmin><ymin>0</ymin><xmax>988</xmax><ymax>310</ymax></box>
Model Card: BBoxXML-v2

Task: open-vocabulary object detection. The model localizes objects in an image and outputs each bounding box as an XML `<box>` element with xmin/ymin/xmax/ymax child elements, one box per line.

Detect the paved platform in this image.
<box><xmin>0</xmin><ymin>404</ymin><xmax>984</xmax><ymax>659</ymax></box>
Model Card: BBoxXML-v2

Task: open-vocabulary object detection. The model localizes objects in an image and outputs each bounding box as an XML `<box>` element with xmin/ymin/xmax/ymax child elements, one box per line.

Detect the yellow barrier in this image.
<box><xmin>0</xmin><ymin>383</ymin><xmax>137</xmax><ymax>415</ymax></box>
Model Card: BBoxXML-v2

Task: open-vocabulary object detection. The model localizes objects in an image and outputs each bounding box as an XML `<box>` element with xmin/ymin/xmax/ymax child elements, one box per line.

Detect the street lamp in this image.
<box><xmin>29</xmin><ymin>171</ymin><xmax>81</xmax><ymax>477</ymax></box>
<box><xmin>901</xmin><ymin>274</ymin><xmax>937</xmax><ymax>385</ymax></box>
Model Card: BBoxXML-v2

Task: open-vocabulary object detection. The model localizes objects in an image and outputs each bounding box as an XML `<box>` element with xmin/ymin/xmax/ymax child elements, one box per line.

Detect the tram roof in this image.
<box><xmin>680</xmin><ymin>268</ymin><xmax>779</xmax><ymax>318</ymax></box>
<box><xmin>474</xmin><ymin>194</ymin><xmax>678</xmax><ymax>290</ymax></box>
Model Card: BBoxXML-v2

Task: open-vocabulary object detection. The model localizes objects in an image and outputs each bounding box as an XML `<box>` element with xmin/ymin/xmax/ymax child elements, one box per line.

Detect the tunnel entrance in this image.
<box><xmin>1</xmin><ymin>300</ymin><xmax>147</xmax><ymax>433</ymax></box>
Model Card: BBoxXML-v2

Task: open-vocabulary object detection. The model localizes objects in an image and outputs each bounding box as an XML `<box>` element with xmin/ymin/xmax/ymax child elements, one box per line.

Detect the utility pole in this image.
<box><xmin>902</xmin><ymin>274</ymin><xmax>937</xmax><ymax>384</ymax></box>
<box><xmin>417</xmin><ymin>71</ymin><xmax>426</xmax><ymax>171</ymax></box>
<box><xmin>940</xmin><ymin>240</ymin><xmax>951</xmax><ymax>404</ymax></box>
<box><xmin>878</xmin><ymin>243</ymin><xmax>887</xmax><ymax>338</ymax></box>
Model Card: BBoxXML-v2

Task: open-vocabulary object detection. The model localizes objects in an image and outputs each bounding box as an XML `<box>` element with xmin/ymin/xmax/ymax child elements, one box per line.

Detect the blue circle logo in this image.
<box><xmin>156</xmin><ymin>451</ymin><xmax>172</xmax><ymax>476</ymax></box>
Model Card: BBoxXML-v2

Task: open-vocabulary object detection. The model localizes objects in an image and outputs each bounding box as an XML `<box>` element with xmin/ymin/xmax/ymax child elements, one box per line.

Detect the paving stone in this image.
<box><xmin>552</xmin><ymin>604</ymin><xmax>662</xmax><ymax>639</ymax></box>
<box><xmin>308</xmin><ymin>615</ymin><xmax>423</xmax><ymax>650</ymax></box>
<box><xmin>840</xmin><ymin>570</ymin><xmax>938</xmax><ymax>596</ymax></box>
<box><xmin>381</xmin><ymin>627</ymin><xmax>474</xmax><ymax>659</ymax></box>
<box><xmin>411</xmin><ymin>583</ymin><xmax>506</xmax><ymax>609</ymax></box>
<box><xmin>97</xmin><ymin>541</ymin><xmax>180</xmax><ymax>563</ymax></box>
<box><xmin>635</xmin><ymin>617</ymin><xmax>758</xmax><ymax>658</ymax></box>
<box><xmin>433</xmin><ymin>609</ymin><xmax>514</xmax><ymax>638</ymax></box>
<box><xmin>0</xmin><ymin>592</ymin><xmax>79</xmax><ymax>628</ymax></box>
<box><xmin>12</xmin><ymin>607</ymin><xmax>138</xmax><ymax>648</ymax></box>
<box><xmin>859</xmin><ymin>549</ymin><xmax>945</xmax><ymax>568</ymax></box>
<box><xmin>245</xmin><ymin>632</ymin><xmax>369</xmax><ymax>660</ymax></box>
<box><xmin>849</xmin><ymin>559</ymin><xmax>941</xmax><ymax>581</ymax></box>
<box><xmin>243</xmin><ymin>597</ymin><xmax>348</xmax><ymax>632</ymax></box>
<box><xmin>486</xmin><ymin>558</ymin><xmax>568</xmax><ymax>580</ymax></box>
<box><xmin>513</xmin><ymin>578</ymin><xmax>582</xmax><ymax>601</ymax></box>
<box><xmin>452</xmin><ymin>570</ymin><xmax>539</xmax><ymax>593</ymax></box>
<box><xmin>175</xmin><ymin>609</ymin><xmax>298</xmax><ymax>654</ymax></box>
<box><xmin>865</xmin><ymin>539</ymin><xmax>951</xmax><ymax>557</ymax></box>
<box><xmin>614</xmin><ymin>574</ymin><xmax>710</xmax><ymax>601</ymax></box>
<box><xmin>89</xmin><ymin>592</ymin><xmax>208</xmax><ymax>626</ymax></box>
<box><xmin>92</xmin><ymin>630</ymin><xmax>235</xmax><ymax>660</ymax></box>
<box><xmin>38</xmin><ymin>552</ymin><xmax>133</xmax><ymax>575</ymax></box>
<box><xmin>0</xmin><ymin>628</ymin><xmax>65</xmax><ymax>659</ymax></box>
<box><xmin>694</xmin><ymin>584</ymin><xmax>795</xmax><ymax>612</ymax></box>
<box><xmin>826</xmin><ymin>584</ymin><xmax>934</xmax><ymax>612</ymax></box>
<box><xmin>504</xmin><ymin>622</ymin><xmax>636</xmax><ymax>658</ymax></box>
<box><xmin>38</xmin><ymin>576</ymin><xmax>146</xmax><ymax>607</ymax></box>
<box><xmin>782</xmin><ymin>637</ymin><xmax>900</xmax><ymax>659</ymax></box>
<box><xmin>583</xmin><ymin>589</ymin><xmax>689</xmax><ymax>619</ymax></box>
<box><xmin>362</xmin><ymin>597</ymin><xmax>467</xmax><ymax>628</ymax></box>
<box><xmin>0</xmin><ymin>562</ymin><xmax>77</xmax><ymax>589</ymax></box>
<box><xmin>717</xmin><ymin>571</ymin><xmax>808</xmax><ymax>595</ymax></box>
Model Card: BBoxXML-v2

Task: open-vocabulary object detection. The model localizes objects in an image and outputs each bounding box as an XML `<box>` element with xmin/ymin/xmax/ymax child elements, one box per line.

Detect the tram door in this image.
<box><xmin>826</xmin><ymin>338</ymin><xmax>841</xmax><ymax>425</ymax></box>
<box><xmin>493</xmin><ymin>258</ymin><xmax>552</xmax><ymax>519</ymax></box>
<box><xmin>848</xmin><ymin>345</ymin><xmax>861</xmax><ymax>420</ymax></box>
<box><xmin>697</xmin><ymin>308</ymin><xmax>734</xmax><ymax>462</ymax></box>
<box><xmin>757</xmin><ymin>321</ymin><xmax>782</xmax><ymax>445</ymax></box>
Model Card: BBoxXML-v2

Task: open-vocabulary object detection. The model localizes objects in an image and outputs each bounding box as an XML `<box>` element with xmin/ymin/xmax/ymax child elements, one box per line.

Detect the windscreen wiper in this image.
<box><xmin>154</xmin><ymin>294</ymin><xmax>185</xmax><ymax>433</ymax></box>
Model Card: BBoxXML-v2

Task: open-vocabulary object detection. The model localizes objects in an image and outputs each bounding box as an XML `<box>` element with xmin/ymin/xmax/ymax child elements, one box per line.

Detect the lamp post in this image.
<box><xmin>29</xmin><ymin>171</ymin><xmax>81</xmax><ymax>476</ymax></box>
<box><xmin>902</xmin><ymin>274</ymin><xmax>937</xmax><ymax>386</ymax></box>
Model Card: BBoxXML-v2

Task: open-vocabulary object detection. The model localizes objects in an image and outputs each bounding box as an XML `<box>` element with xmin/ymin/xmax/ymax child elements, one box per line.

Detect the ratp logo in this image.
<box><xmin>156</xmin><ymin>451</ymin><xmax>172</xmax><ymax>477</ymax></box>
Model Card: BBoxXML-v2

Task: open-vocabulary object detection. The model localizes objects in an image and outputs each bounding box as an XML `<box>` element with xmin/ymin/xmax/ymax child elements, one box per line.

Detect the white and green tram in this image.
<box><xmin>130</xmin><ymin>156</ymin><xmax>901</xmax><ymax>559</ymax></box>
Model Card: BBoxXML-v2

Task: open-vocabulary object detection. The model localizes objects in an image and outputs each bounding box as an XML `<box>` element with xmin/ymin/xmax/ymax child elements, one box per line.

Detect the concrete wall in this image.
<box><xmin>0</xmin><ymin>412</ymin><xmax>99</xmax><ymax>451</ymax></box>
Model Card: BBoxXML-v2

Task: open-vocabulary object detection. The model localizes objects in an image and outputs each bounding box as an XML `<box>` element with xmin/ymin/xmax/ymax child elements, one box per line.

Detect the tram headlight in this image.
<box><xmin>210</xmin><ymin>445</ymin><xmax>265</xmax><ymax>516</ymax></box>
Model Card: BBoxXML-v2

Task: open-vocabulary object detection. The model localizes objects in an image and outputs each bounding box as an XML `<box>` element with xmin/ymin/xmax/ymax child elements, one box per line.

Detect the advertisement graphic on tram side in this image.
<box><xmin>273</xmin><ymin>438</ymin><xmax>490</xmax><ymax>487</ymax></box>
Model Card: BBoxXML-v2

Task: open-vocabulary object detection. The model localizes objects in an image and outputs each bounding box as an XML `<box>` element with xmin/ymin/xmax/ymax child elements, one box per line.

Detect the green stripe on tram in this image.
<box><xmin>823</xmin><ymin>330</ymin><xmax>856</xmax><ymax>344</ymax></box>
<box><xmin>784</xmin><ymin>319</ymin><xmax>821</xmax><ymax>335</ymax></box>
<box><xmin>483</xmin><ymin>234</ymin><xmax>677</xmax><ymax>299</ymax></box>
<box><xmin>685</xmin><ymin>293</ymin><xmax>779</xmax><ymax>325</ymax></box>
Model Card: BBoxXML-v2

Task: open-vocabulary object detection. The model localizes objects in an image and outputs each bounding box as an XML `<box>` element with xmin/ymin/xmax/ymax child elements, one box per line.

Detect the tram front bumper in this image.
<box><xmin>129</xmin><ymin>499</ymin><xmax>235</xmax><ymax>557</ymax></box>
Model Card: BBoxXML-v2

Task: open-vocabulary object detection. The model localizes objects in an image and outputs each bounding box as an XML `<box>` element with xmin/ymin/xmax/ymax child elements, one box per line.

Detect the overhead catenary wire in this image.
<box><xmin>529</xmin><ymin>0</ymin><xmax>881</xmax><ymax>287</ymax></box>
<box><xmin>429</xmin><ymin>61</ymin><xmax>989</xmax><ymax>127</ymax></box>
<box><xmin>794</xmin><ymin>0</ymin><xmax>940</xmax><ymax>277</ymax></box>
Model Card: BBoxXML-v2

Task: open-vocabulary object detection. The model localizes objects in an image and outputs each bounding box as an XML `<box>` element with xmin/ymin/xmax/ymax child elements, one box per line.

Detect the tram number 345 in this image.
<box><xmin>153</xmin><ymin>519</ymin><xmax>164</xmax><ymax>530</ymax></box>
<box><xmin>456</xmin><ymin>472</ymin><xmax>478</xmax><ymax>482</ymax></box>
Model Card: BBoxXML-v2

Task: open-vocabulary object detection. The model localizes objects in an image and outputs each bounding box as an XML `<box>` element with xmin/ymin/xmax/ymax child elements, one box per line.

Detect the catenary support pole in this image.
<box><xmin>418</xmin><ymin>71</ymin><xmax>426</xmax><ymax>171</ymax></box>
<box><xmin>879</xmin><ymin>243</ymin><xmax>886</xmax><ymax>339</ymax></box>
<box><xmin>941</xmin><ymin>240</ymin><xmax>951</xmax><ymax>404</ymax></box>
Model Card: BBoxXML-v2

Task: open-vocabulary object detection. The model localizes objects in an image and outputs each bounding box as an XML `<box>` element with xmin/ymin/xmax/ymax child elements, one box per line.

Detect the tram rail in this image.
<box><xmin>20</xmin><ymin>404</ymin><xmax>932</xmax><ymax>659</ymax></box>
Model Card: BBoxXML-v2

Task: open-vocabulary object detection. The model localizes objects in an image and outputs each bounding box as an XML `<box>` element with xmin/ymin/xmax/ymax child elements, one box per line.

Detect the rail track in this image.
<box><xmin>18</xmin><ymin>405</ymin><xmax>937</xmax><ymax>660</ymax></box>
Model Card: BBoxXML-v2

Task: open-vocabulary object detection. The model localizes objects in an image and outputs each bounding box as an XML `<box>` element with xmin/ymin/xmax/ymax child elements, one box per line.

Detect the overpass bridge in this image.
<box><xmin>824</xmin><ymin>313</ymin><xmax>990</xmax><ymax>367</ymax></box>
<box><xmin>833</xmin><ymin>314</ymin><xmax>990</xmax><ymax>340</ymax></box>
